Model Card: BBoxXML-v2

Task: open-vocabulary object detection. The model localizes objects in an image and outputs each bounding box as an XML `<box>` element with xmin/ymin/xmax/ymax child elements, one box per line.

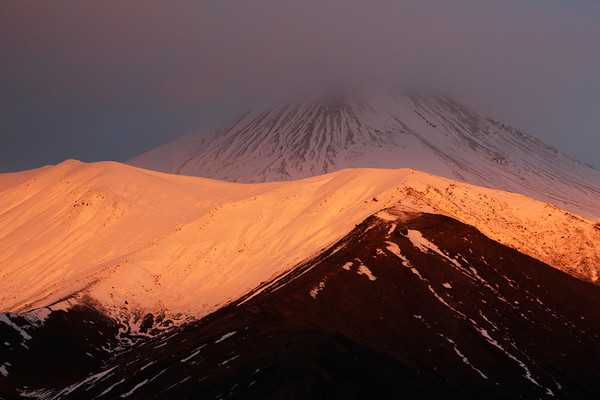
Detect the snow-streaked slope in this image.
<box><xmin>128</xmin><ymin>93</ymin><xmax>600</xmax><ymax>222</ymax></box>
<box><xmin>1</xmin><ymin>161</ymin><xmax>599</xmax><ymax>324</ymax></box>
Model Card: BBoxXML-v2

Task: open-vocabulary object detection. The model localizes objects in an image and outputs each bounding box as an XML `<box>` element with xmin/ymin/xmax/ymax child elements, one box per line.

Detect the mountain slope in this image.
<box><xmin>5</xmin><ymin>210</ymin><xmax>600</xmax><ymax>399</ymax></box>
<box><xmin>1</xmin><ymin>160</ymin><xmax>599</xmax><ymax>329</ymax></box>
<box><xmin>127</xmin><ymin>93</ymin><xmax>600</xmax><ymax>222</ymax></box>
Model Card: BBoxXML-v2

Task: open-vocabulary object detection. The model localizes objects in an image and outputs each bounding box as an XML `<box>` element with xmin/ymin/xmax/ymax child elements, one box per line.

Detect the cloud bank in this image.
<box><xmin>1</xmin><ymin>0</ymin><xmax>599</xmax><ymax>171</ymax></box>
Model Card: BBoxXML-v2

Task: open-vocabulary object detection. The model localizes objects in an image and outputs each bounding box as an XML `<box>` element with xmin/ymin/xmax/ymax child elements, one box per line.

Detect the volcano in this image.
<box><xmin>2</xmin><ymin>93</ymin><xmax>600</xmax><ymax>399</ymax></box>
<box><xmin>128</xmin><ymin>92</ymin><xmax>600</xmax><ymax>222</ymax></box>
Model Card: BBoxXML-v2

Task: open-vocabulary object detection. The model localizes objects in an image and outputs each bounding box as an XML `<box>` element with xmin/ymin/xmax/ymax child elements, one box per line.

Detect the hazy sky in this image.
<box><xmin>1</xmin><ymin>0</ymin><xmax>599</xmax><ymax>172</ymax></box>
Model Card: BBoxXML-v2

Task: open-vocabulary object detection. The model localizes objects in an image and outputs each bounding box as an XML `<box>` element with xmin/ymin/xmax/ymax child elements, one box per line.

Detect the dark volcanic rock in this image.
<box><xmin>0</xmin><ymin>305</ymin><xmax>121</xmax><ymax>398</ymax></box>
<box><xmin>4</xmin><ymin>210</ymin><xmax>600</xmax><ymax>399</ymax></box>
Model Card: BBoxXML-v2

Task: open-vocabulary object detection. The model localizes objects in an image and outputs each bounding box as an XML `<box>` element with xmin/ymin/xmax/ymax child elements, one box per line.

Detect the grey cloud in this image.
<box><xmin>1</xmin><ymin>0</ymin><xmax>599</xmax><ymax>171</ymax></box>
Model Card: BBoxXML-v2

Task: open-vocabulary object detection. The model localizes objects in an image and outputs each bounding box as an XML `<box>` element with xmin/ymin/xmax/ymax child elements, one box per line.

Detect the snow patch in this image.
<box><xmin>100</xmin><ymin>378</ymin><xmax>126</xmax><ymax>397</ymax></box>
<box><xmin>441</xmin><ymin>335</ymin><xmax>487</xmax><ymax>380</ymax></box>
<box><xmin>473</xmin><ymin>326</ymin><xmax>542</xmax><ymax>388</ymax></box>
<box><xmin>387</xmin><ymin>223</ymin><xmax>397</xmax><ymax>236</ymax></box>
<box><xmin>406</xmin><ymin>230</ymin><xmax>461</xmax><ymax>268</ymax></box>
<box><xmin>310</xmin><ymin>279</ymin><xmax>327</xmax><ymax>299</ymax></box>
<box><xmin>357</xmin><ymin>264</ymin><xmax>377</xmax><ymax>281</ymax></box>
<box><xmin>120</xmin><ymin>379</ymin><xmax>149</xmax><ymax>398</ymax></box>
<box><xmin>0</xmin><ymin>314</ymin><xmax>32</xmax><ymax>340</ymax></box>
<box><xmin>215</xmin><ymin>331</ymin><xmax>237</xmax><ymax>344</ymax></box>
<box><xmin>140</xmin><ymin>361</ymin><xmax>156</xmax><ymax>371</ymax></box>
<box><xmin>54</xmin><ymin>366</ymin><xmax>117</xmax><ymax>398</ymax></box>
<box><xmin>17</xmin><ymin>389</ymin><xmax>55</xmax><ymax>399</ymax></box>
<box><xmin>385</xmin><ymin>241</ymin><xmax>409</xmax><ymax>265</ymax></box>
<box><xmin>220</xmin><ymin>355</ymin><xmax>240</xmax><ymax>366</ymax></box>
<box><xmin>180</xmin><ymin>345</ymin><xmax>206</xmax><ymax>363</ymax></box>
<box><xmin>388</xmin><ymin>244</ymin><xmax>466</xmax><ymax>318</ymax></box>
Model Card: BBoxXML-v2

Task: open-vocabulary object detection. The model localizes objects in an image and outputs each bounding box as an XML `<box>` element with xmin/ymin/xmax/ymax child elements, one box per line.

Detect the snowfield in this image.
<box><xmin>128</xmin><ymin>93</ymin><xmax>600</xmax><ymax>222</ymax></box>
<box><xmin>1</xmin><ymin>160</ymin><xmax>599</xmax><ymax>326</ymax></box>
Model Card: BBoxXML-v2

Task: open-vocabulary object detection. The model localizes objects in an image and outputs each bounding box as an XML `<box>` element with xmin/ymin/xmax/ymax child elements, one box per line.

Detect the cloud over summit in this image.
<box><xmin>1</xmin><ymin>0</ymin><xmax>599</xmax><ymax>170</ymax></box>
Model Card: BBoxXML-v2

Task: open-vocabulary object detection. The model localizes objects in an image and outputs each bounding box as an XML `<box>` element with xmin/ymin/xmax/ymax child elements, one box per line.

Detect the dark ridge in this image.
<box><xmin>21</xmin><ymin>210</ymin><xmax>599</xmax><ymax>399</ymax></box>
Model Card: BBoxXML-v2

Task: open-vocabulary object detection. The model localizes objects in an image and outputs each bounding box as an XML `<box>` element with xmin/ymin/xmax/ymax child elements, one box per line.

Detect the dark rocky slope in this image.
<box><xmin>5</xmin><ymin>210</ymin><xmax>599</xmax><ymax>399</ymax></box>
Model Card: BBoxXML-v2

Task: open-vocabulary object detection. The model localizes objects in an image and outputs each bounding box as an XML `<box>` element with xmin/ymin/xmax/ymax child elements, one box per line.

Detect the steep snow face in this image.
<box><xmin>1</xmin><ymin>161</ymin><xmax>599</xmax><ymax>323</ymax></box>
<box><xmin>127</xmin><ymin>93</ymin><xmax>600</xmax><ymax>222</ymax></box>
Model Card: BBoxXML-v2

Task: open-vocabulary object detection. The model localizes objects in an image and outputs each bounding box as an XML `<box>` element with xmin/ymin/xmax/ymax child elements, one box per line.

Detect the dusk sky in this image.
<box><xmin>1</xmin><ymin>0</ymin><xmax>599</xmax><ymax>173</ymax></box>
